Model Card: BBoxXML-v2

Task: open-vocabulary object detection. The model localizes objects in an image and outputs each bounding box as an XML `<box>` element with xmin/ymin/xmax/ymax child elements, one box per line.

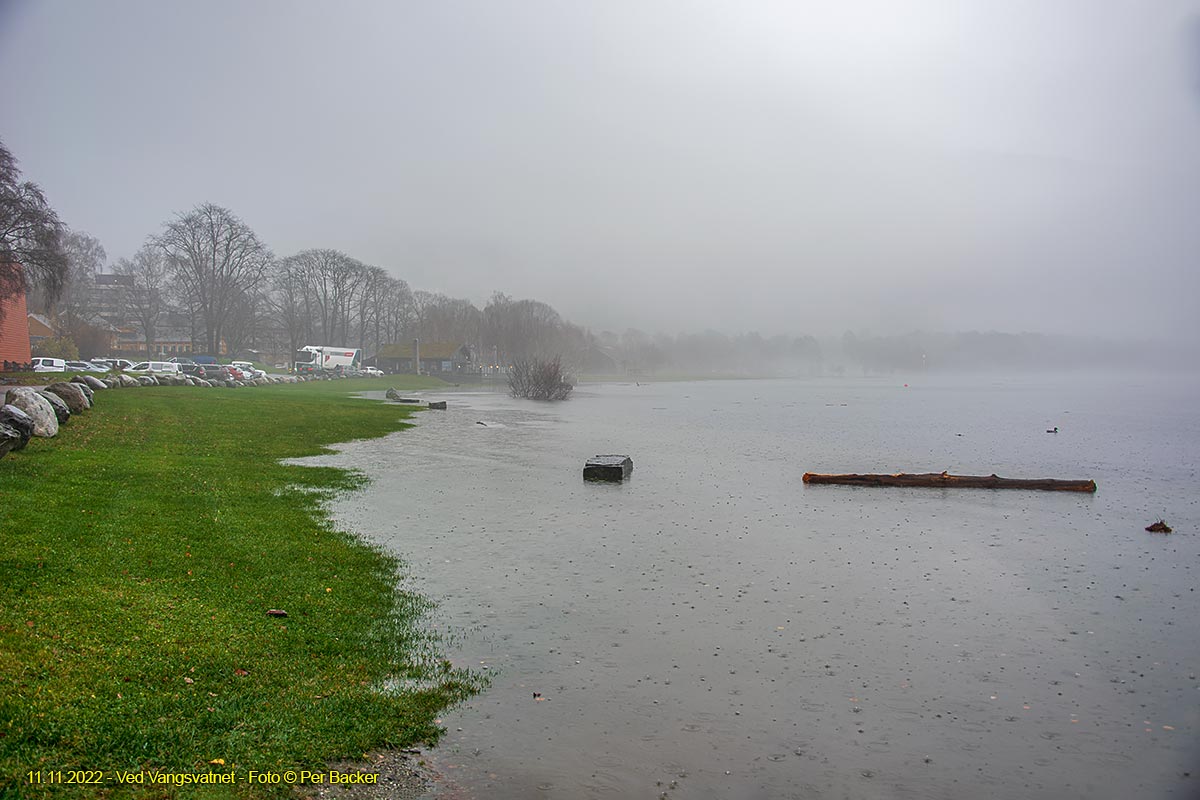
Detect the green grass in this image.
<box><xmin>0</xmin><ymin>376</ymin><xmax>479</xmax><ymax>797</ymax></box>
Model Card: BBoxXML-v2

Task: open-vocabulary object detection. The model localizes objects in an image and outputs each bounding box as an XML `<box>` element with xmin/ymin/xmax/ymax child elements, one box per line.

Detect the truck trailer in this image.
<box><xmin>294</xmin><ymin>346</ymin><xmax>362</xmax><ymax>374</ymax></box>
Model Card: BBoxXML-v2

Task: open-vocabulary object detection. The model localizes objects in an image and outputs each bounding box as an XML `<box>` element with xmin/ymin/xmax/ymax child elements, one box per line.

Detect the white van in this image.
<box><xmin>31</xmin><ymin>357</ymin><xmax>66</xmax><ymax>372</ymax></box>
<box><xmin>127</xmin><ymin>361</ymin><xmax>183</xmax><ymax>375</ymax></box>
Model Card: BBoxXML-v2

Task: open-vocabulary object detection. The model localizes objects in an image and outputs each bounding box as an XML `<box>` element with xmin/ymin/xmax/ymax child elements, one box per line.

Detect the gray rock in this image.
<box><xmin>0</xmin><ymin>404</ymin><xmax>34</xmax><ymax>450</ymax></box>
<box><xmin>137</xmin><ymin>376</ymin><xmax>156</xmax><ymax>386</ymax></box>
<box><xmin>3</xmin><ymin>389</ymin><xmax>58</xmax><ymax>437</ymax></box>
<box><xmin>37</xmin><ymin>390</ymin><xmax>71</xmax><ymax>424</ymax></box>
<box><xmin>427</xmin><ymin>400</ymin><xmax>447</xmax><ymax>410</ymax></box>
<box><xmin>82</xmin><ymin>375</ymin><xmax>108</xmax><ymax>390</ymax></box>
<box><xmin>45</xmin><ymin>382</ymin><xmax>91</xmax><ymax>414</ymax></box>
<box><xmin>0</xmin><ymin>422</ymin><xmax>21</xmax><ymax>459</ymax></box>
<box><xmin>103</xmin><ymin>377</ymin><xmax>119</xmax><ymax>388</ymax></box>
<box><xmin>68</xmin><ymin>381</ymin><xmax>95</xmax><ymax>404</ymax></box>
<box><xmin>118</xmin><ymin>374</ymin><xmax>139</xmax><ymax>387</ymax></box>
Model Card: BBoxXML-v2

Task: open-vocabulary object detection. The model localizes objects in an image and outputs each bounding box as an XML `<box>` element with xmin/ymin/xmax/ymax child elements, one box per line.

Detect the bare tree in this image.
<box><xmin>268</xmin><ymin>259</ymin><xmax>311</xmax><ymax>356</ymax></box>
<box><xmin>0</xmin><ymin>138</ymin><xmax>69</xmax><ymax>313</ymax></box>
<box><xmin>508</xmin><ymin>356</ymin><xmax>574</xmax><ymax>401</ymax></box>
<box><xmin>114</xmin><ymin>244</ymin><xmax>168</xmax><ymax>354</ymax></box>
<box><xmin>154</xmin><ymin>203</ymin><xmax>272</xmax><ymax>355</ymax></box>
<box><xmin>47</xmin><ymin>230</ymin><xmax>106</xmax><ymax>327</ymax></box>
<box><xmin>274</xmin><ymin>249</ymin><xmax>367</xmax><ymax>345</ymax></box>
<box><xmin>224</xmin><ymin>286</ymin><xmax>269</xmax><ymax>358</ymax></box>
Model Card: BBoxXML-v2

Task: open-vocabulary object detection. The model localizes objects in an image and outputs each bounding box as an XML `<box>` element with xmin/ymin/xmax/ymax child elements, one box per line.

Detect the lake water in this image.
<box><xmin>297</xmin><ymin>374</ymin><xmax>1200</xmax><ymax>800</ymax></box>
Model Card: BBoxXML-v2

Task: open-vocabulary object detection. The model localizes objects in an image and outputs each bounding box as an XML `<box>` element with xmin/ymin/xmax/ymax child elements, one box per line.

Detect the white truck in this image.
<box><xmin>293</xmin><ymin>346</ymin><xmax>362</xmax><ymax>375</ymax></box>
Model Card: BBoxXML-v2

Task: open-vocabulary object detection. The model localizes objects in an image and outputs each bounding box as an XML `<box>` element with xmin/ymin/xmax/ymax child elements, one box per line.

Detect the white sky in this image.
<box><xmin>2</xmin><ymin>0</ymin><xmax>1198</xmax><ymax>339</ymax></box>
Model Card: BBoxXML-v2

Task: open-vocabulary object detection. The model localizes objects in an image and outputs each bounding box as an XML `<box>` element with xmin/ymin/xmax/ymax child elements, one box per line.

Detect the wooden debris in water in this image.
<box><xmin>1145</xmin><ymin>520</ymin><xmax>1172</xmax><ymax>533</ymax></box>
<box><xmin>802</xmin><ymin>471</ymin><xmax>1097</xmax><ymax>493</ymax></box>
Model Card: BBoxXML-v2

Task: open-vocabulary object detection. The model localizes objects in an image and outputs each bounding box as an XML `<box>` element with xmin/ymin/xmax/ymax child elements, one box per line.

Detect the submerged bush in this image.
<box><xmin>508</xmin><ymin>356</ymin><xmax>573</xmax><ymax>400</ymax></box>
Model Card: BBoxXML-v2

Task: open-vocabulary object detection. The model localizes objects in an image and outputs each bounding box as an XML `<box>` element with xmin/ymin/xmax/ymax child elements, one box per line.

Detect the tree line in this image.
<box><xmin>3</xmin><ymin>137</ymin><xmax>598</xmax><ymax>368</ymax></box>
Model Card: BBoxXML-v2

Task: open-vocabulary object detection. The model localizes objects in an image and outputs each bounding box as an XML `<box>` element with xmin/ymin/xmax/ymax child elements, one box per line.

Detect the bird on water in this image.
<box><xmin>1046</xmin><ymin>426</ymin><xmax>1058</xmax><ymax>434</ymax></box>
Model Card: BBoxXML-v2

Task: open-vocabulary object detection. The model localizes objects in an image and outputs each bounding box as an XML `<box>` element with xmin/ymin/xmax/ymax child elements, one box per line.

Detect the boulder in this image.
<box><xmin>427</xmin><ymin>401</ymin><xmax>447</xmax><ymax>410</ymax></box>
<box><xmin>74</xmin><ymin>374</ymin><xmax>108</xmax><ymax>391</ymax></box>
<box><xmin>66</xmin><ymin>380</ymin><xmax>95</xmax><ymax>404</ymax></box>
<box><xmin>118</xmin><ymin>374</ymin><xmax>139</xmax><ymax>387</ymax></box>
<box><xmin>3</xmin><ymin>389</ymin><xmax>58</xmax><ymax>437</ymax></box>
<box><xmin>37</xmin><ymin>390</ymin><xmax>71</xmax><ymax>424</ymax></box>
<box><xmin>0</xmin><ymin>404</ymin><xmax>34</xmax><ymax>450</ymax></box>
<box><xmin>0</xmin><ymin>423</ymin><xmax>21</xmax><ymax>459</ymax></box>
<box><xmin>45</xmin><ymin>382</ymin><xmax>91</xmax><ymax>414</ymax></box>
<box><xmin>137</xmin><ymin>376</ymin><xmax>156</xmax><ymax>386</ymax></box>
<box><xmin>103</xmin><ymin>378</ymin><xmax>119</xmax><ymax>388</ymax></box>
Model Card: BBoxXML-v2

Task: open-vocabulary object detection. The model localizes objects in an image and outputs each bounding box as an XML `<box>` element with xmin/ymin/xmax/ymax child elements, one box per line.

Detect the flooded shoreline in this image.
<box><xmin>298</xmin><ymin>376</ymin><xmax>1199</xmax><ymax>799</ymax></box>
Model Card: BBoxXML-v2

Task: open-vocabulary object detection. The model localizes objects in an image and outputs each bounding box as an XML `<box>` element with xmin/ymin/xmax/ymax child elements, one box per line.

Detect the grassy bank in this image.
<box><xmin>0</xmin><ymin>377</ymin><xmax>478</xmax><ymax>796</ymax></box>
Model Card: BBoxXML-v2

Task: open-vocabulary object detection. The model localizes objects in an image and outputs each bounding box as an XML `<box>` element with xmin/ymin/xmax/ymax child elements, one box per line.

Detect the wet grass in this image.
<box><xmin>0</xmin><ymin>376</ymin><xmax>479</xmax><ymax>797</ymax></box>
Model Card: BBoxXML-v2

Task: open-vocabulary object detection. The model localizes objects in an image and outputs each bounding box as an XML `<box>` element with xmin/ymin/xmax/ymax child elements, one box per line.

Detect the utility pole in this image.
<box><xmin>413</xmin><ymin>338</ymin><xmax>420</xmax><ymax>375</ymax></box>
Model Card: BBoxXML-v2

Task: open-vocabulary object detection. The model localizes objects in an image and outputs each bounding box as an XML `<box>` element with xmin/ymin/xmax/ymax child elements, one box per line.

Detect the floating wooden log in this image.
<box><xmin>802</xmin><ymin>471</ymin><xmax>1096</xmax><ymax>493</ymax></box>
<box><xmin>584</xmin><ymin>455</ymin><xmax>633</xmax><ymax>482</ymax></box>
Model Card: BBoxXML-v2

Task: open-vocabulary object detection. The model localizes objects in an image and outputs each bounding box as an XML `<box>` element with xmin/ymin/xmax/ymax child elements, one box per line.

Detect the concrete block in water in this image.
<box><xmin>428</xmin><ymin>401</ymin><xmax>447</xmax><ymax>409</ymax></box>
<box><xmin>584</xmin><ymin>455</ymin><xmax>633</xmax><ymax>482</ymax></box>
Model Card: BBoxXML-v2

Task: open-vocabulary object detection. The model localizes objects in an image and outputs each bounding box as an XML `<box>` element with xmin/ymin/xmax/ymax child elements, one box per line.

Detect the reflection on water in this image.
<box><xmin>296</xmin><ymin>376</ymin><xmax>1200</xmax><ymax>799</ymax></box>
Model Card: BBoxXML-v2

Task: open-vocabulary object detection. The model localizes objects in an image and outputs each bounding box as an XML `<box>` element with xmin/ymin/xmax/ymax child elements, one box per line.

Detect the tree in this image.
<box><xmin>154</xmin><ymin>204</ymin><xmax>272</xmax><ymax>355</ymax></box>
<box><xmin>0</xmin><ymin>137</ymin><xmax>69</xmax><ymax>313</ymax></box>
<box><xmin>48</xmin><ymin>230</ymin><xmax>107</xmax><ymax>327</ymax></box>
<box><xmin>274</xmin><ymin>249</ymin><xmax>366</xmax><ymax>345</ymax></box>
<box><xmin>508</xmin><ymin>356</ymin><xmax>574</xmax><ymax>401</ymax></box>
<box><xmin>32</xmin><ymin>336</ymin><xmax>78</xmax><ymax>360</ymax></box>
<box><xmin>114</xmin><ymin>244</ymin><xmax>168</xmax><ymax>354</ymax></box>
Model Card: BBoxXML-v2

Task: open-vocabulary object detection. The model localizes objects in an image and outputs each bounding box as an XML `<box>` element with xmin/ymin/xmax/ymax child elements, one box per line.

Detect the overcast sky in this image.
<box><xmin>2</xmin><ymin>0</ymin><xmax>1198</xmax><ymax>340</ymax></box>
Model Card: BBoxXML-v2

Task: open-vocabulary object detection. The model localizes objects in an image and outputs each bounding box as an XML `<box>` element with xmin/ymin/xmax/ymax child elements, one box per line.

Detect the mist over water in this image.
<box><xmin>298</xmin><ymin>373</ymin><xmax>1200</xmax><ymax>799</ymax></box>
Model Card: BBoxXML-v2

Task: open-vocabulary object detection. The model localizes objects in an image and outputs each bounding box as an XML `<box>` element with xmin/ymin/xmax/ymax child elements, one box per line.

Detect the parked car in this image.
<box><xmin>230</xmin><ymin>361</ymin><xmax>266</xmax><ymax>379</ymax></box>
<box><xmin>31</xmin><ymin>357</ymin><xmax>66</xmax><ymax>372</ymax></box>
<box><xmin>225</xmin><ymin>366</ymin><xmax>247</xmax><ymax>380</ymax></box>
<box><xmin>201</xmin><ymin>364</ymin><xmax>231</xmax><ymax>381</ymax></box>
<box><xmin>179</xmin><ymin>363</ymin><xmax>209</xmax><ymax>379</ymax></box>
<box><xmin>127</xmin><ymin>361</ymin><xmax>183</xmax><ymax>375</ymax></box>
<box><xmin>91</xmin><ymin>358</ymin><xmax>134</xmax><ymax>371</ymax></box>
<box><xmin>361</xmin><ymin>367</ymin><xmax>384</xmax><ymax>377</ymax></box>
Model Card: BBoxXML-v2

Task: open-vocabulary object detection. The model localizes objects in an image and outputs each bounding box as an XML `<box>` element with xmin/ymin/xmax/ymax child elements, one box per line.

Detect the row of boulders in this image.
<box><xmin>2</xmin><ymin>382</ymin><xmax>91</xmax><ymax>454</ymax></box>
<box><xmin>1</xmin><ymin>372</ymin><xmax>305</xmax><ymax>460</ymax></box>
